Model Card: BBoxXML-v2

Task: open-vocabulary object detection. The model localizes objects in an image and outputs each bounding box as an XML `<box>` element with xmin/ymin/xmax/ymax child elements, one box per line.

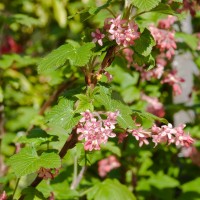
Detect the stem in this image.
<box><xmin>12</xmin><ymin>178</ymin><xmax>20</xmax><ymax>200</ymax></box>
<box><xmin>70</xmin><ymin>166</ymin><xmax>87</xmax><ymax>190</ymax></box>
<box><xmin>131</xmin><ymin>11</ymin><xmax>148</xmax><ymax>19</ymax></box>
<box><xmin>71</xmin><ymin>155</ymin><xmax>78</xmax><ymax>189</ymax></box>
<box><xmin>105</xmin><ymin>7</ymin><xmax>116</xmax><ymax>17</ymax></box>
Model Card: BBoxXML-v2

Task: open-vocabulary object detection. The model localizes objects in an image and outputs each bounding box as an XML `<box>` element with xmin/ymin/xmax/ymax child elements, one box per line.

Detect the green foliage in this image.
<box><xmin>133</xmin><ymin>110</ymin><xmax>168</xmax><ymax>124</ymax></box>
<box><xmin>86</xmin><ymin>179</ymin><xmax>136</xmax><ymax>200</ymax></box>
<box><xmin>132</xmin><ymin>0</ymin><xmax>161</xmax><ymax>11</ymax></box>
<box><xmin>45</xmin><ymin>98</ymin><xmax>81</xmax><ymax>130</ymax></box>
<box><xmin>176</xmin><ymin>32</ymin><xmax>198</xmax><ymax>50</ymax></box>
<box><xmin>17</xmin><ymin>128</ymin><xmax>59</xmax><ymax>147</ymax></box>
<box><xmin>134</xmin><ymin>28</ymin><xmax>156</xmax><ymax>57</ymax></box>
<box><xmin>38</xmin><ymin>43</ymin><xmax>95</xmax><ymax>73</ymax></box>
<box><xmin>8</xmin><ymin>147</ymin><xmax>61</xmax><ymax>177</ymax></box>
<box><xmin>75</xmin><ymin>94</ymin><xmax>94</xmax><ymax>112</ymax></box>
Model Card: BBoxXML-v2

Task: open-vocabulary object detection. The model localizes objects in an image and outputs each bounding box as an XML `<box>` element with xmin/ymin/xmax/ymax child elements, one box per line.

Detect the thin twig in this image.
<box><xmin>70</xmin><ymin>166</ymin><xmax>87</xmax><ymax>190</ymax></box>
<box><xmin>12</xmin><ymin>178</ymin><xmax>20</xmax><ymax>200</ymax></box>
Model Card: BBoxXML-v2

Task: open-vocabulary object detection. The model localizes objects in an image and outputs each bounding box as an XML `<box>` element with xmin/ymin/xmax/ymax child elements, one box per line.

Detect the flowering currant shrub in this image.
<box><xmin>1</xmin><ymin>0</ymin><xmax>200</xmax><ymax>200</ymax></box>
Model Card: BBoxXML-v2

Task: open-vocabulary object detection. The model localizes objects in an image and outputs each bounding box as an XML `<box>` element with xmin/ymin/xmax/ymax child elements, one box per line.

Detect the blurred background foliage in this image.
<box><xmin>0</xmin><ymin>0</ymin><xmax>200</xmax><ymax>200</ymax></box>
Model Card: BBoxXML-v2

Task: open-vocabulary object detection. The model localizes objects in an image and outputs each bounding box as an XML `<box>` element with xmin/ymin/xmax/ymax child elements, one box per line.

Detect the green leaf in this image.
<box><xmin>8</xmin><ymin>147</ymin><xmax>61</xmax><ymax>177</ymax></box>
<box><xmin>22</xmin><ymin>187</ymin><xmax>46</xmax><ymax>200</ymax></box>
<box><xmin>38</xmin><ymin>43</ymin><xmax>94</xmax><ymax>73</ymax></box>
<box><xmin>133</xmin><ymin>110</ymin><xmax>168</xmax><ymax>124</ymax></box>
<box><xmin>134</xmin><ymin>28</ymin><xmax>156</xmax><ymax>57</ymax></box>
<box><xmin>38</xmin><ymin>44</ymin><xmax>73</xmax><ymax>73</ymax></box>
<box><xmin>17</xmin><ymin>128</ymin><xmax>59</xmax><ymax>146</ymax></box>
<box><xmin>45</xmin><ymin>98</ymin><xmax>81</xmax><ymax>130</ymax></box>
<box><xmin>148</xmin><ymin>172</ymin><xmax>180</xmax><ymax>189</ymax></box>
<box><xmin>111</xmin><ymin>100</ymin><xmax>135</xmax><ymax>129</ymax></box>
<box><xmin>86</xmin><ymin>179</ymin><xmax>136</xmax><ymax>200</ymax></box>
<box><xmin>94</xmin><ymin>86</ymin><xmax>135</xmax><ymax>129</ymax></box>
<box><xmin>132</xmin><ymin>0</ymin><xmax>161</xmax><ymax>11</ymax></box>
<box><xmin>133</xmin><ymin>52</ymin><xmax>155</xmax><ymax>70</ymax></box>
<box><xmin>69</xmin><ymin>43</ymin><xmax>95</xmax><ymax>66</ymax></box>
<box><xmin>75</xmin><ymin>94</ymin><xmax>94</xmax><ymax>112</ymax></box>
<box><xmin>176</xmin><ymin>32</ymin><xmax>198</xmax><ymax>50</ymax></box>
<box><xmin>151</xmin><ymin>3</ymin><xmax>178</xmax><ymax>16</ymax></box>
<box><xmin>181</xmin><ymin>178</ymin><xmax>200</xmax><ymax>193</ymax></box>
<box><xmin>101</xmin><ymin>142</ymin><xmax>121</xmax><ymax>157</ymax></box>
<box><xmin>94</xmin><ymin>86</ymin><xmax>112</xmax><ymax>109</ymax></box>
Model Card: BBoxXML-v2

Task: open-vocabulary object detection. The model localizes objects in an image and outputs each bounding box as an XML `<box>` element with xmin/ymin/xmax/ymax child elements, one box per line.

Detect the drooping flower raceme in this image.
<box><xmin>141</xmin><ymin>93</ymin><xmax>165</xmax><ymax>117</ymax></box>
<box><xmin>149</xmin><ymin>25</ymin><xmax>177</xmax><ymax>60</ymax></box>
<box><xmin>161</xmin><ymin>70</ymin><xmax>185</xmax><ymax>95</ymax></box>
<box><xmin>77</xmin><ymin>110</ymin><xmax>119</xmax><ymax>151</ymax></box>
<box><xmin>128</xmin><ymin>123</ymin><xmax>194</xmax><ymax>148</ymax></box>
<box><xmin>98</xmin><ymin>155</ymin><xmax>121</xmax><ymax>177</ymax></box>
<box><xmin>151</xmin><ymin>123</ymin><xmax>194</xmax><ymax>147</ymax></box>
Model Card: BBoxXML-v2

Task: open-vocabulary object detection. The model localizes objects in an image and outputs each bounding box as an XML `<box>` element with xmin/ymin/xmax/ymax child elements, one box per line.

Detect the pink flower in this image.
<box><xmin>151</xmin><ymin>123</ymin><xmax>194</xmax><ymax>147</ymax></box>
<box><xmin>117</xmin><ymin>132</ymin><xmax>128</xmax><ymax>143</ymax></box>
<box><xmin>0</xmin><ymin>191</ymin><xmax>7</xmax><ymax>200</ymax></box>
<box><xmin>158</xmin><ymin>15</ymin><xmax>177</xmax><ymax>29</ymax></box>
<box><xmin>104</xmin><ymin>71</ymin><xmax>113</xmax><ymax>82</ymax></box>
<box><xmin>123</xmin><ymin>48</ymin><xmax>134</xmax><ymax>67</ymax></box>
<box><xmin>179</xmin><ymin>146</ymin><xmax>200</xmax><ymax>167</ymax></box>
<box><xmin>77</xmin><ymin>110</ymin><xmax>119</xmax><ymax>151</ymax></box>
<box><xmin>98</xmin><ymin>155</ymin><xmax>121</xmax><ymax>177</ymax></box>
<box><xmin>91</xmin><ymin>29</ymin><xmax>105</xmax><ymax>46</ymax></box>
<box><xmin>128</xmin><ymin>127</ymin><xmax>151</xmax><ymax>147</ymax></box>
<box><xmin>161</xmin><ymin>70</ymin><xmax>185</xmax><ymax>96</ymax></box>
<box><xmin>104</xmin><ymin>15</ymin><xmax>140</xmax><ymax>47</ymax></box>
<box><xmin>149</xmin><ymin>25</ymin><xmax>177</xmax><ymax>60</ymax></box>
<box><xmin>141</xmin><ymin>94</ymin><xmax>165</xmax><ymax>117</ymax></box>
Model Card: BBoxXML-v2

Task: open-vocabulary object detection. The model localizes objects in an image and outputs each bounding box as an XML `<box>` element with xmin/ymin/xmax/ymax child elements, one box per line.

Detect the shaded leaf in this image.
<box><xmin>134</xmin><ymin>28</ymin><xmax>156</xmax><ymax>57</ymax></box>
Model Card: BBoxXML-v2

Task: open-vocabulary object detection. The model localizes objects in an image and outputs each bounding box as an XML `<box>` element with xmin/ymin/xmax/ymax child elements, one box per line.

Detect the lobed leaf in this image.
<box><xmin>132</xmin><ymin>0</ymin><xmax>161</xmax><ymax>11</ymax></box>
<box><xmin>8</xmin><ymin>147</ymin><xmax>61</xmax><ymax>177</ymax></box>
<box><xmin>38</xmin><ymin>43</ymin><xmax>94</xmax><ymax>73</ymax></box>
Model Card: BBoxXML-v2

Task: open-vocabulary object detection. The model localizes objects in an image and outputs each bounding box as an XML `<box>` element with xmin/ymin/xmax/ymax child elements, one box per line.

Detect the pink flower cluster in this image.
<box><xmin>158</xmin><ymin>16</ymin><xmax>177</xmax><ymax>29</ymax></box>
<box><xmin>141</xmin><ymin>93</ymin><xmax>165</xmax><ymax>118</ymax></box>
<box><xmin>98</xmin><ymin>155</ymin><xmax>121</xmax><ymax>177</ymax></box>
<box><xmin>128</xmin><ymin>123</ymin><xmax>194</xmax><ymax>148</ymax></box>
<box><xmin>149</xmin><ymin>25</ymin><xmax>177</xmax><ymax>60</ymax></box>
<box><xmin>77</xmin><ymin>110</ymin><xmax>119</xmax><ymax>151</ymax></box>
<box><xmin>104</xmin><ymin>15</ymin><xmax>140</xmax><ymax>47</ymax></box>
<box><xmin>91</xmin><ymin>15</ymin><xmax>140</xmax><ymax>47</ymax></box>
<box><xmin>152</xmin><ymin>123</ymin><xmax>194</xmax><ymax>147</ymax></box>
<box><xmin>161</xmin><ymin>70</ymin><xmax>185</xmax><ymax>95</ymax></box>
